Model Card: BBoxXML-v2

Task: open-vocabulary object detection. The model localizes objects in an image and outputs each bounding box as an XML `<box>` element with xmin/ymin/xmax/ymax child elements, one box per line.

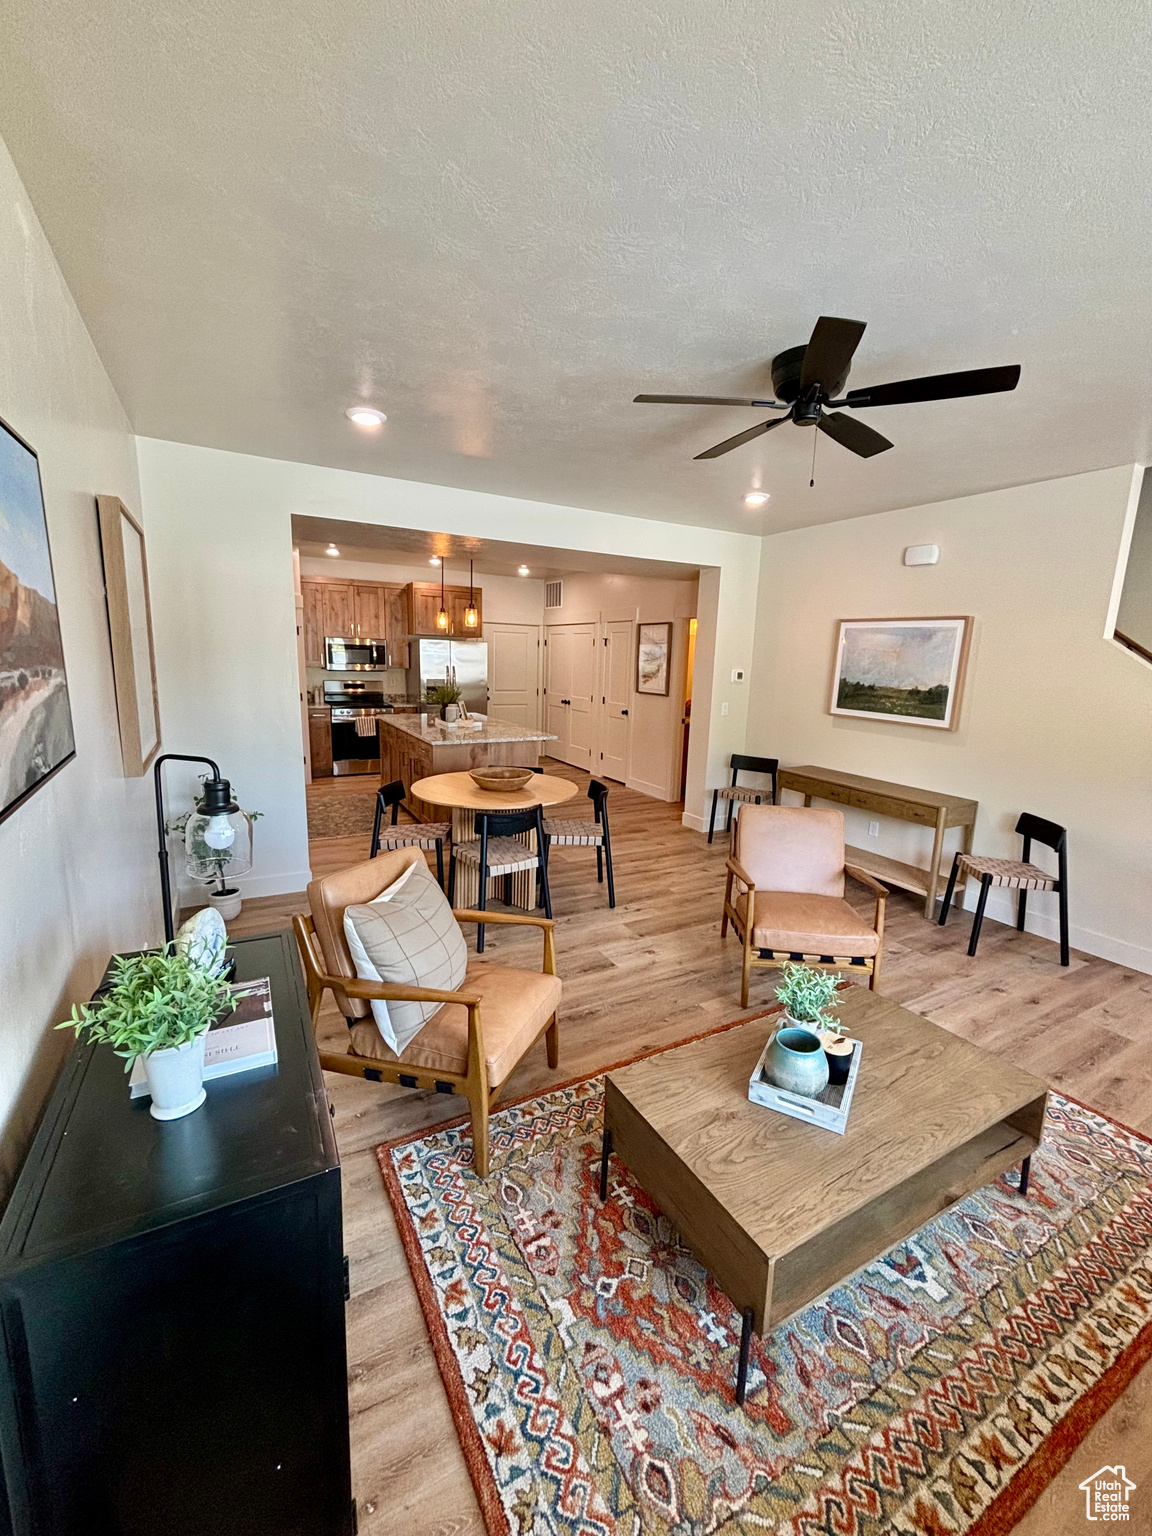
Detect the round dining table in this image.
<box><xmin>410</xmin><ymin>770</ymin><xmax>578</xmax><ymax>910</ymax></box>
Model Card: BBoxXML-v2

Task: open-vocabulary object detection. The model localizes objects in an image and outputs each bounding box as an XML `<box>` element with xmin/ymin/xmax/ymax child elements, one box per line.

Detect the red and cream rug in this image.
<box><xmin>378</xmin><ymin>1027</ymin><xmax>1152</xmax><ymax>1536</ymax></box>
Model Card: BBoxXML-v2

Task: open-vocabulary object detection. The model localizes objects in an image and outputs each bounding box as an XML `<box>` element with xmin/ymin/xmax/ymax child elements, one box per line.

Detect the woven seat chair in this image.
<box><xmin>707</xmin><ymin>754</ymin><xmax>779</xmax><ymax>844</ymax></box>
<box><xmin>938</xmin><ymin>812</ymin><xmax>1069</xmax><ymax>964</ymax></box>
<box><xmin>370</xmin><ymin>779</ymin><xmax>451</xmax><ymax>888</ymax></box>
<box><xmin>449</xmin><ymin>805</ymin><xmax>552</xmax><ymax>953</ymax></box>
<box><xmin>542</xmin><ymin>779</ymin><xmax>615</xmax><ymax>908</ymax></box>
<box><xmin>293</xmin><ymin>848</ymin><xmax>560</xmax><ymax>1177</ymax></box>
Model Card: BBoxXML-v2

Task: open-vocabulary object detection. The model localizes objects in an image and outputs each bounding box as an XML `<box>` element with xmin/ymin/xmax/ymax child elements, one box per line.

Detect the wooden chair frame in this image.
<box><xmin>721</xmin><ymin>857</ymin><xmax>888</xmax><ymax>1008</ymax></box>
<box><xmin>293</xmin><ymin>907</ymin><xmax>558</xmax><ymax>1177</ymax></box>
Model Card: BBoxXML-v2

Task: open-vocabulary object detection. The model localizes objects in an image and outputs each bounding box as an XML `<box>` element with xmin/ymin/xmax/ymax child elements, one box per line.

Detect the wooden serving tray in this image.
<box><xmin>748</xmin><ymin>1034</ymin><xmax>862</xmax><ymax>1135</ymax></box>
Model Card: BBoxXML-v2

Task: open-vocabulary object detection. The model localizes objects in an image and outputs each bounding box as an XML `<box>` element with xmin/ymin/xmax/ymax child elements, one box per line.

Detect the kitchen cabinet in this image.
<box><xmin>322</xmin><ymin>583</ymin><xmax>354</xmax><ymax>641</ymax></box>
<box><xmin>353</xmin><ymin>583</ymin><xmax>386</xmax><ymax>639</ymax></box>
<box><xmin>383</xmin><ymin>584</ymin><xmax>409</xmax><ymax>670</ymax></box>
<box><xmin>405</xmin><ymin>581</ymin><xmax>483</xmax><ymax>636</ymax></box>
<box><xmin>301</xmin><ymin>581</ymin><xmax>326</xmax><ymax>667</ymax></box>
<box><xmin>309</xmin><ymin>710</ymin><xmax>333</xmax><ymax>776</ymax></box>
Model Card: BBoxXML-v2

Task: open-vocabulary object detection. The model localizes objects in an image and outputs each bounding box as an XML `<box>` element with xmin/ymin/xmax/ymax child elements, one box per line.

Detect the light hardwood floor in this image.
<box><xmin>232</xmin><ymin>764</ymin><xmax>1152</xmax><ymax>1536</ymax></box>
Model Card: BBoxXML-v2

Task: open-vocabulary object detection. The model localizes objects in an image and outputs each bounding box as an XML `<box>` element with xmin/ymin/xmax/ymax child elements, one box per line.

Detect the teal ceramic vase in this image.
<box><xmin>764</xmin><ymin>1026</ymin><xmax>830</xmax><ymax>1099</ymax></box>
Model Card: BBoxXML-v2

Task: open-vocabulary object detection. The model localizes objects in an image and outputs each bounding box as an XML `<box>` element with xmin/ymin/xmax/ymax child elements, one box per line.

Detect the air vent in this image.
<box><xmin>544</xmin><ymin>580</ymin><xmax>563</xmax><ymax>609</ymax></box>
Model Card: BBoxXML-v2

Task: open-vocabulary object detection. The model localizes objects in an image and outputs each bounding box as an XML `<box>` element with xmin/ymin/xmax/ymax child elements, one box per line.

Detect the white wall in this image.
<box><xmin>748</xmin><ymin>464</ymin><xmax>1152</xmax><ymax>972</ymax></box>
<box><xmin>138</xmin><ymin>439</ymin><xmax>762</xmax><ymax>895</ymax></box>
<box><xmin>0</xmin><ymin>137</ymin><xmax>160</xmax><ymax>1195</ymax></box>
<box><xmin>545</xmin><ymin>570</ymin><xmax>699</xmax><ymax>800</ymax></box>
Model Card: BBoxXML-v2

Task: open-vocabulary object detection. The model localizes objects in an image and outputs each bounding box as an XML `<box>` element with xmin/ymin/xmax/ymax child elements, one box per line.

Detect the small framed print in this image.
<box><xmin>96</xmin><ymin>494</ymin><xmax>162</xmax><ymax>774</ymax></box>
<box><xmin>830</xmin><ymin>616</ymin><xmax>972</xmax><ymax>731</ymax></box>
<box><xmin>636</xmin><ymin>621</ymin><xmax>672</xmax><ymax>696</ymax></box>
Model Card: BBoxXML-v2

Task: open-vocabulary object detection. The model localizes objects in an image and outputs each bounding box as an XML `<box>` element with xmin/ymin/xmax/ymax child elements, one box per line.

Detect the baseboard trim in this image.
<box><xmin>956</xmin><ymin>886</ymin><xmax>1151</xmax><ymax>975</ymax></box>
<box><xmin>627</xmin><ymin>776</ymin><xmax>673</xmax><ymax>802</ymax></box>
<box><xmin>177</xmin><ymin>870</ymin><xmax>312</xmax><ymax>906</ymax></box>
<box><xmin>681</xmin><ymin>811</ymin><xmax>707</xmax><ymax>832</ymax></box>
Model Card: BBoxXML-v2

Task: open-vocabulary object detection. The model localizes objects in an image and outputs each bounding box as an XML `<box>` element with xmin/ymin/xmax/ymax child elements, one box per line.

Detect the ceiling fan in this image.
<box><xmin>634</xmin><ymin>316</ymin><xmax>1021</xmax><ymax>464</ymax></box>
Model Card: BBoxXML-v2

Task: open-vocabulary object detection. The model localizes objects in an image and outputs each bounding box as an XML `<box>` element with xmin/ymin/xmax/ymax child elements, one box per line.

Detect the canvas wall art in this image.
<box><xmin>636</xmin><ymin>621</ymin><xmax>672</xmax><ymax>696</ymax></box>
<box><xmin>0</xmin><ymin>416</ymin><xmax>76</xmax><ymax>823</ymax></box>
<box><xmin>830</xmin><ymin>616</ymin><xmax>972</xmax><ymax>730</ymax></box>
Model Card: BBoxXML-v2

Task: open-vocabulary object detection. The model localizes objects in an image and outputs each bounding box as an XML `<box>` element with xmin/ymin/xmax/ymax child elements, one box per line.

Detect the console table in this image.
<box><xmin>0</xmin><ymin>931</ymin><xmax>353</xmax><ymax>1536</ymax></box>
<box><xmin>777</xmin><ymin>765</ymin><xmax>978</xmax><ymax>918</ymax></box>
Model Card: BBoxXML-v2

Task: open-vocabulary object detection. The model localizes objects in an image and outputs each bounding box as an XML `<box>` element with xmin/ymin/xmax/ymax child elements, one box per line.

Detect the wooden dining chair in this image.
<box><xmin>369</xmin><ymin>779</ymin><xmax>451</xmax><ymax>889</ymax></box>
<box><xmin>708</xmin><ymin>754</ymin><xmax>779</xmax><ymax>844</ymax></box>
<box><xmin>938</xmin><ymin>812</ymin><xmax>1069</xmax><ymax>964</ymax></box>
<box><xmin>542</xmin><ymin>780</ymin><xmax>616</xmax><ymax>907</ymax></box>
<box><xmin>449</xmin><ymin>805</ymin><xmax>552</xmax><ymax>952</ymax></box>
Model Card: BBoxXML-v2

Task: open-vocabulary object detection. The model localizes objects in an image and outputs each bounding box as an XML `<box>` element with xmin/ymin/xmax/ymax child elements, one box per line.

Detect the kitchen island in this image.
<box><xmin>378</xmin><ymin>715</ymin><xmax>556</xmax><ymax>821</ymax></box>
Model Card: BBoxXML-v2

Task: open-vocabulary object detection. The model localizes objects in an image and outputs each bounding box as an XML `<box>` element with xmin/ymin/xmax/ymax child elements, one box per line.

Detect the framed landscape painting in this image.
<box><xmin>636</xmin><ymin>621</ymin><xmax>672</xmax><ymax>696</ymax></box>
<box><xmin>830</xmin><ymin>617</ymin><xmax>972</xmax><ymax>731</ymax></box>
<box><xmin>0</xmin><ymin>415</ymin><xmax>76</xmax><ymax>824</ymax></box>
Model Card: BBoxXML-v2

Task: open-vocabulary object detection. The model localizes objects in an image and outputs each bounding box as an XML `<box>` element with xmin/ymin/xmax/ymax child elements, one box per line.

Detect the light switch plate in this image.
<box><xmin>868</xmin><ymin>820</ymin><xmax>880</xmax><ymax>837</ymax></box>
<box><xmin>904</xmin><ymin>544</ymin><xmax>940</xmax><ymax>566</ymax></box>
<box><xmin>721</xmin><ymin>701</ymin><xmax>729</xmax><ymax>716</ymax></box>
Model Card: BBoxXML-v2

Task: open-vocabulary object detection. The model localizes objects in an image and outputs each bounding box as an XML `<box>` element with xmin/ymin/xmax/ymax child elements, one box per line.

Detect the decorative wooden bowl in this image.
<box><xmin>468</xmin><ymin>766</ymin><xmax>534</xmax><ymax>793</ymax></box>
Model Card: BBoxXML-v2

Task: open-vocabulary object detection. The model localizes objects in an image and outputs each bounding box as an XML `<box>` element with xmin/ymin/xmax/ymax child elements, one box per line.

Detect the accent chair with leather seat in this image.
<box><xmin>293</xmin><ymin>847</ymin><xmax>561</xmax><ymax>1176</ymax></box>
<box><xmin>721</xmin><ymin>804</ymin><xmax>888</xmax><ymax>1007</ymax></box>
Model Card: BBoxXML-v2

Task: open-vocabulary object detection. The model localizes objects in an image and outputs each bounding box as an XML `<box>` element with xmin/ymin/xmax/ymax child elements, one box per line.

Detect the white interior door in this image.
<box><xmin>485</xmin><ymin>623</ymin><xmax>540</xmax><ymax>729</ymax></box>
<box><xmin>545</xmin><ymin>623</ymin><xmax>596</xmax><ymax>768</ymax></box>
<box><xmin>598</xmin><ymin>618</ymin><xmax>633</xmax><ymax>782</ymax></box>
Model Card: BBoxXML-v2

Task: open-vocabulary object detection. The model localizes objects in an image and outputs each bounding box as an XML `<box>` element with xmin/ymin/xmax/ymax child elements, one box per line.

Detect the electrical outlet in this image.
<box><xmin>731</xmin><ymin>668</ymin><xmax>745</xmax><ymax>683</ymax></box>
<box><xmin>721</xmin><ymin>701</ymin><xmax>729</xmax><ymax>716</ymax></box>
<box><xmin>868</xmin><ymin>820</ymin><xmax>880</xmax><ymax>837</ymax></box>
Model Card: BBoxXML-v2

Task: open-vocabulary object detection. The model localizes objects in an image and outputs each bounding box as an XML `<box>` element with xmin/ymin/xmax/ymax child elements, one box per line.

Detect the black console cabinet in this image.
<box><xmin>0</xmin><ymin>931</ymin><xmax>352</xmax><ymax>1536</ymax></box>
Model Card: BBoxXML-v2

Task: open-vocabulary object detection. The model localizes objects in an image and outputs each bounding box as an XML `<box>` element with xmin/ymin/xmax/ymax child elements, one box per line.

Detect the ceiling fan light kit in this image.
<box><xmin>634</xmin><ymin>317</ymin><xmax>1021</xmax><ymax>476</ymax></box>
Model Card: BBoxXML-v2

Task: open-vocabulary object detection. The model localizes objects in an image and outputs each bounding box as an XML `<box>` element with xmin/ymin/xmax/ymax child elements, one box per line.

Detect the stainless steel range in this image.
<box><xmin>324</xmin><ymin>682</ymin><xmax>392</xmax><ymax>777</ymax></box>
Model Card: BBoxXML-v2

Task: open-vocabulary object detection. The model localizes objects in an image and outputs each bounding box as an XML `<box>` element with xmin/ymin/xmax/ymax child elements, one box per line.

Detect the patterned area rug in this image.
<box><xmin>306</xmin><ymin>787</ymin><xmax>377</xmax><ymax>838</ymax></box>
<box><xmin>378</xmin><ymin>1031</ymin><xmax>1152</xmax><ymax>1536</ymax></box>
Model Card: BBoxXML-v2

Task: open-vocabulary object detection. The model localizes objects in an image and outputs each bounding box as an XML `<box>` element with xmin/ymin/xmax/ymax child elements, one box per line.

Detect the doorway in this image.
<box><xmin>544</xmin><ymin>622</ymin><xmax>596</xmax><ymax>769</ymax></box>
<box><xmin>598</xmin><ymin>617</ymin><xmax>633</xmax><ymax>783</ymax></box>
<box><xmin>680</xmin><ymin>617</ymin><xmax>697</xmax><ymax>800</ymax></box>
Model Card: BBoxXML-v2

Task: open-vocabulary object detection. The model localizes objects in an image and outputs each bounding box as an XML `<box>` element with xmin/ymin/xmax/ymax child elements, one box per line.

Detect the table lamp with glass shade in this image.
<box><xmin>154</xmin><ymin>754</ymin><xmax>252</xmax><ymax>941</ymax></box>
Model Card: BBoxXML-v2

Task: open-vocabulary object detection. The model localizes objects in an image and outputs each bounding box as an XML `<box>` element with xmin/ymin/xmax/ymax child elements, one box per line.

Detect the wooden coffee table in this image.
<box><xmin>600</xmin><ymin>986</ymin><xmax>1047</xmax><ymax>1404</ymax></box>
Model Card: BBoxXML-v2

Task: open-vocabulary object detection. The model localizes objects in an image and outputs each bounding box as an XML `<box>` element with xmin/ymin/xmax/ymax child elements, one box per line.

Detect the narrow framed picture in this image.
<box><xmin>636</xmin><ymin>621</ymin><xmax>672</xmax><ymax>696</ymax></box>
<box><xmin>0</xmin><ymin>414</ymin><xmax>76</xmax><ymax>825</ymax></box>
<box><xmin>830</xmin><ymin>617</ymin><xmax>973</xmax><ymax>730</ymax></box>
<box><xmin>96</xmin><ymin>493</ymin><xmax>162</xmax><ymax>775</ymax></box>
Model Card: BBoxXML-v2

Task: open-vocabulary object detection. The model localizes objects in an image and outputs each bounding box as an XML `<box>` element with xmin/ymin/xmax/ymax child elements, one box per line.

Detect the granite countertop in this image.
<box><xmin>378</xmin><ymin>714</ymin><xmax>557</xmax><ymax>746</ymax></box>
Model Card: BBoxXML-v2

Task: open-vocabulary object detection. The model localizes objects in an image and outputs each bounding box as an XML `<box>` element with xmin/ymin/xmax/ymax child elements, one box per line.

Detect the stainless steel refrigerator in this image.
<box><xmin>407</xmin><ymin>638</ymin><xmax>489</xmax><ymax>716</ymax></box>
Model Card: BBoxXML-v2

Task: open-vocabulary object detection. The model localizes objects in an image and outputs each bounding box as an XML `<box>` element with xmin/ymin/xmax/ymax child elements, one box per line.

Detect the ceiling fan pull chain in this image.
<box><xmin>810</xmin><ymin>422</ymin><xmax>818</xmax><ymax>488</ymax></box>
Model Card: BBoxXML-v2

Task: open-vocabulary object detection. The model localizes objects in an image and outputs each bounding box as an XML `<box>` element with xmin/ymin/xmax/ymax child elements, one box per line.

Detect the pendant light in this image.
<box><xmin>464</xmin><ymin>559</ymin><xmax>479</xmax><ymax>629</ymax></box>
<box><xmin>436</xmin><ymin>557</ymin><xmax>449</xmax><ymax>630</ymax></box>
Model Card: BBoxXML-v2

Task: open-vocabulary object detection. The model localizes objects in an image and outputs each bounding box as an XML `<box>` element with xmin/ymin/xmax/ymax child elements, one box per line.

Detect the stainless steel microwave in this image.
<box><xmin>325</xmin><ymin>636</ymin><xmax>389</xmax><ymax>671</ymax></box>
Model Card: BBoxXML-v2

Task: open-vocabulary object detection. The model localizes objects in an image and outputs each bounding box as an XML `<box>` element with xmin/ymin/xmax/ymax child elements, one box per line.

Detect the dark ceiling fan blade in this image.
<box><xmin>817</xmin><ymin>411</ymin><xmax>893</xmax><ymax>458</ymax></box>
<box><xmin>800</xmin><ymin>316</ymin><xmax>867</xmax><ymax>392</ymax></box>
<box><xmin>844</xmin><ymin>363</ymin><xmax>1021</xmax><ymax>409</ymax></box>
<box><xmin>694</xmin><ymin>415</ymin><xmax>790</xmax><ymax>460</ymax></box>
<box><xmin>633</xmin><ymin>394</ymin><xmax>786</xmax><ymax>407</ymax></box>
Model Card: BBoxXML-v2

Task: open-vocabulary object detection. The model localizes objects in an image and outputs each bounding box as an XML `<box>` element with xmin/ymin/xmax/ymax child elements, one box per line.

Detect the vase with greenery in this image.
<box><xmin>773</xmin><ymin>962</ymin><xmax>854</xmax><ymax>1084</ymax></box>
<box><xmin>425</xmin><ymin>680</ymin><xmax>463</xmax><ymax>720</ymax></box>
<box><xmin>59</xmin><ymin>949</ymin><xmax>235</xmax><ymax>1121</ymax></box>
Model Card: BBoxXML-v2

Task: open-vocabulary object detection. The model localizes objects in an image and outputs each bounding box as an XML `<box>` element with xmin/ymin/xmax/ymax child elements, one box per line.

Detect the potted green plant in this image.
<box><xmin>774</xmin><ymin>962</ymin><xmax>853</xmax><ymax>1084</ymax></box>
<box><xmin>167</xmin><ymin>779</ymin><xmax>261</xmax><ymax>921</ymax></box>
<box><xmin>425</xmin><ymin>680</ymin><xmax>463</xmax><ymax>722</ymax></box>
<box><xmin>59</xmin><ymin>949</ymin><xmax>235</xmax><ymax>1120</ymax></box>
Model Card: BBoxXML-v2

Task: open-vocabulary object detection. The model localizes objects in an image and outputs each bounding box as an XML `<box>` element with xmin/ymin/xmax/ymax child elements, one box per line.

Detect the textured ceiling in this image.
<box><xmin>2</xmin><ymin>1</ymin><xmax>1150</xmax><ymax>535</ymax></box>
<box><xmin>291</xmin><ymin>517</ymin><xmax>703</xmax><ymax>580</ymax></box>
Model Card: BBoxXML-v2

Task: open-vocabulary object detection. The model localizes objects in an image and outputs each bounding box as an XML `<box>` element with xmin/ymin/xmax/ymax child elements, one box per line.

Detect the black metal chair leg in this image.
<box><xmin>725</xmin><ymin>797</ymin><xmax>734</xmax><ymax>837</ymax></box>
<box><xmin>599</xmin><ymin>1126</ymin><xmax>613</xmax><ymax>1201</ymax></box>
<box><xmin>435</xmin><ymin>839</ymin><xmax>444</xmax><ymax>890</ymax></box>
<box><xmin>596</xmin><ymin>845</ymin><xmax>603</xmax><ymax>883</ymax></box>
<box><xmin>369</xmin><ymin>792</ymin><xmax>385</xmax><ymax>859</ymax></box>
<box><xmin>603</xmin><ymin>831</ymin><xmax>616</xmax><ymax>910</ymax></box>
<box><xmin>476</xmin><ymin>867</ymin><xmax>487</xmax><ymax>953</ymax></box>
<box><xmin>938</xmin><ymin>852</ymin><xmax>961</xmax><ymax>925</ymax></box>
<box><xmin>503</xmin><ymin>872</ymin><xmax>512</xmax><ymax>905</ymax></box>
<box><xmin>708</xmin><ymin>789</ymin><xmax>720</xmax><ymax>844</ymax></box>
<box><xmin>735</xmin><ymin>1306</ymin><xmax>754</xmax><ymax>1406</ymax></box>
<box><xmin>1018</xmin><ymin>1155</ymin><xmax>1031</xmax><ymax>1197</ymax></box>
<box><xmin>447</xmin><ymin>852</ymin><xmax>457</xmax><ymax>905</ymax></box>
<box><xmin>968</xmin><ymin>874</ymin><xmax>993</xmax><ymax>956</ymax></box>
<box><xmin>1058</xmin><ymin>883</ymin><xmax>1070</xmax><ymax>966</ymax></box>
<box><xmin>1016</xmin><ymin>887</ymin><xmax>1028</xmax><ymax>932</ymax></box>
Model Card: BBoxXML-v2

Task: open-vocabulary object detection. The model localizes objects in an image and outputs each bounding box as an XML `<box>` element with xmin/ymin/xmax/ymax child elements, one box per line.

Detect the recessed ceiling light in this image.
<box><xmin>325</xmin><ymin>543</ymin><xmax>340</xmax><ymax>557</ymax></box>
<box><xmin>517</xmin><ymin>565</ymin><xmax>530</xmax><ymax>576</ymax></box>
<box><xmin>743</xmin><ymin>490</ymin><xmax>770</xmax><ymax>508</ymax></box>
<box><xmin>345</xmin><ymin>406</ymin><xmax>387</xmax><ymax>429</ymax></box>
<box><xmin>429</xmin><ymin>556</ymin><xmax>441</xmax><ymax>565</ymax></box>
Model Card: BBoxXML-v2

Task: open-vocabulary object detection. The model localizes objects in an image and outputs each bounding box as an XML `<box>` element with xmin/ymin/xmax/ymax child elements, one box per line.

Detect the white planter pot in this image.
<box><xmin>207</xmin><ymin>887</ymin><xmax>243</xmax><ymax>921</ymax></box>
<box><xmin>142</xmin><ymin>1033</ymin><xmax>208</xmax><ymax>1121</ymax></box>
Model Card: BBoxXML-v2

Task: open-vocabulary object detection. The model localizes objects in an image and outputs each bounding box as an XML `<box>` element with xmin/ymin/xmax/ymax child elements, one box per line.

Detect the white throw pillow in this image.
<box><xmin>343</xmin><ymin>859</ymin><xmax>467</xmax><ymax>1055</ymax></box>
